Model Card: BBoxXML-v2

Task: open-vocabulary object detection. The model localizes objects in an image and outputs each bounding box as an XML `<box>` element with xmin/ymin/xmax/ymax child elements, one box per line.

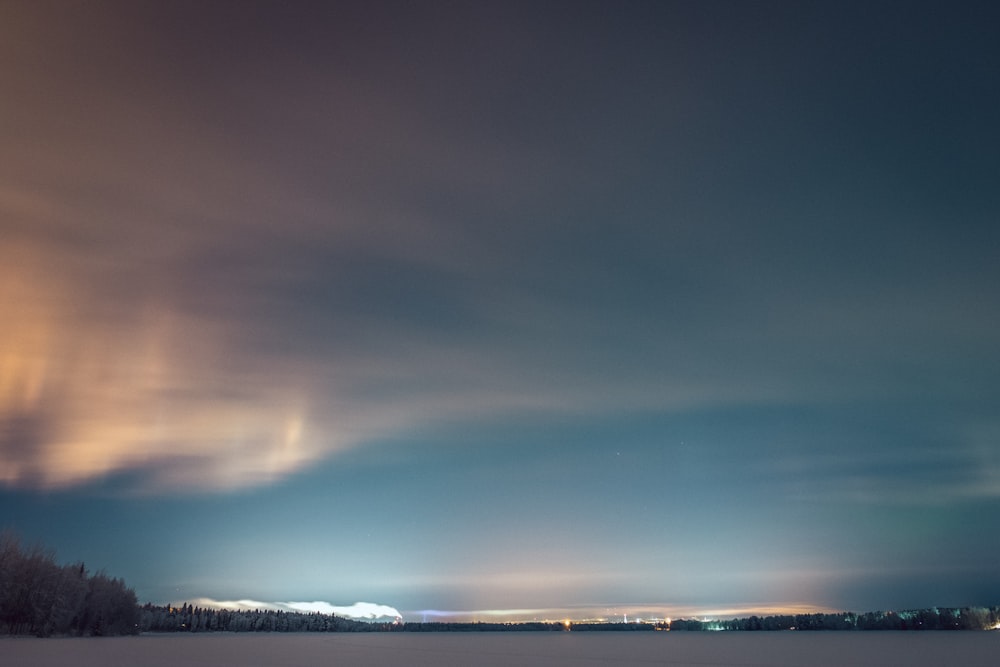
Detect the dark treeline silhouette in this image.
<box><xmin>140</xmin><ymin>603</ymin><xmax>385</xmax><ymax>633</ymax></box>
<box><xmin>0</xmin><ymin>532</ymin><xmax>139</xmax><ymax>636</ymax></box>
<box><xmin>570</xmin><ymin>622</ymin><xmax>656</xmax><ymax>631</ymax></box>
<box><xmin>668</xmin><ymin>607</ymin><xmax>1000</xmax><ymax>631</ymax></box>
<box><xmin>398</xmin><ymin>612</ymin><xmax>1000</xmax><ymax>632</ymax></box>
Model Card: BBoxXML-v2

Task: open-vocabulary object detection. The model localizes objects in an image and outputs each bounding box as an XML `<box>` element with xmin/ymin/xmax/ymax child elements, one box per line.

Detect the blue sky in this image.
<box><xmin>1</xmin><ymin>0</ymin><xmax>999</xmax><ymax>621</ymax></box>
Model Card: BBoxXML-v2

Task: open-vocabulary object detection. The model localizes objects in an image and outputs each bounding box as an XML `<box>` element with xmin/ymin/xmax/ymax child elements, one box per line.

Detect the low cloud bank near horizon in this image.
<box><xmin>188</xmin><ymin>598</ymin><xmax>401</xmax><ymax>620</ymax></box>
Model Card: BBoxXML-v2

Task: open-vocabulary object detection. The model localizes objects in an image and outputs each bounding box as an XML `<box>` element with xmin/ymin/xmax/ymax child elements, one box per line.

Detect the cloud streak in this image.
<box><xmin>0</xmin><ymin>236</ymin><xmax>326</xmax><ymax>491</ymax></box>
<box><xmin>1</xmin><ymin>1</ymin><xmax>998</xmax><ymax>519</ymax></box>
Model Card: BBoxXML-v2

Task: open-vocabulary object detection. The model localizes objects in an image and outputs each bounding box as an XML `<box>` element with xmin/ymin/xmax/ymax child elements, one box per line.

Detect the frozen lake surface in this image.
<box><xmin>4</xmin><ymin>631</ymin><xmax>999</xmax><ymax>666</ymax></box>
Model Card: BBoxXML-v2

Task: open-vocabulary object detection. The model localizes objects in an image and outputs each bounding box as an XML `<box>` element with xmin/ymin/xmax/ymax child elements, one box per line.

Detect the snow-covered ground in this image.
<box><xmin>3</xmin><ymin>631</ymin><xmax>999</xmax><ymax>666</ymax></box>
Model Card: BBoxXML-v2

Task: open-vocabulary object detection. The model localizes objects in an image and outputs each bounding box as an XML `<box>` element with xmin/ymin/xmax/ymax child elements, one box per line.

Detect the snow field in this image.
<box><xmin>3</xmin><ymin>630</ymin><xmax>999</xmax><ymax>667</ymax></box>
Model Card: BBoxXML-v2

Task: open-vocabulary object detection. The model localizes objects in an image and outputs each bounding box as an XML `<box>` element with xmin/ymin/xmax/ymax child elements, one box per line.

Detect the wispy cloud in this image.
<box><xmin>0</xmin><ymin>238</ymin><xmax>329</xmax><ymax>491</ymax></box>
<box><xmin>2</xmin><ymin>0</ymin><xmax>997</xmax><ymax>508</ymax></box>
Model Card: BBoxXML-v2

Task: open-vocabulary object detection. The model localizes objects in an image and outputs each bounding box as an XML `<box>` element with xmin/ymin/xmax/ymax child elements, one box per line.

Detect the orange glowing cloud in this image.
<box><xmin>0</xmin><ymin>237</ymin><xmax>331</xmax><ymax>492</ymax></box>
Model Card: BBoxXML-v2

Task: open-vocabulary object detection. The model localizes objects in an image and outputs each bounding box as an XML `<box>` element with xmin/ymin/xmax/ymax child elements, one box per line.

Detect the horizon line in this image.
<box><xmin>170</xmin><ymin>598</ymin><xmax>855</xmax><ymax>623</ymax></box>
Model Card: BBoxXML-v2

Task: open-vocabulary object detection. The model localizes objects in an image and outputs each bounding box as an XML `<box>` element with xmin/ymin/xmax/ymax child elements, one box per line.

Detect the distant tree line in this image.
<box><xmin>569</xmin><ymin>622</ymin><xmax>656</xmax><ymax>631</ymax></box>
<box><xmin>140</xmin><ymin>603</ymin><xmax>383</xmax><ymax>633</ymax></box>
<box><xmin>401</xmin><ymin>621</ymin><xmax>569</xmax><ymax>632</ymax></box>
<box><xmin>667</xmin><ymin>607</ymin><xmax>1000</xmax><ymax>632</ymax></box>
<box><xmin>398</xmin><ymin>611</ymin><xmax>1000</xmax><ymax>632</ymax></box>
<box><xmin>0</xmin><ymin>533</ymin><xmax>139</xmax><ymax>637</ymax></box>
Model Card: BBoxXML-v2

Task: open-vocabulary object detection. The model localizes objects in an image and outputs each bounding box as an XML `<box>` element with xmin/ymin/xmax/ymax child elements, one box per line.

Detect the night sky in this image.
<box><xmin>2</xmin><ymin>1</ymin><xmax>999</xmax><ymax>622</ymax></box>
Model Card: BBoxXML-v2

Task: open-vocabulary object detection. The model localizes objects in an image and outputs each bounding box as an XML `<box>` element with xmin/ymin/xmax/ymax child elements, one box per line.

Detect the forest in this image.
<box><xmin>0</xmin><ymin>533</ymin><xmax>139</xmax><ymax>636</ymax></box>
<box><xmin>668</xmin><ymin>607</ymin><xmax>1000</xmax><ymax>632</ymax></box>
<box><xmin>374</xmin><ymin>611</ymin><xmax>1000</xmax><ymax>632</ymax></box>
<box><xmin>139</xmin><ymin>603</ymin><xmax>380</xmax><ymax>633</ymax></box>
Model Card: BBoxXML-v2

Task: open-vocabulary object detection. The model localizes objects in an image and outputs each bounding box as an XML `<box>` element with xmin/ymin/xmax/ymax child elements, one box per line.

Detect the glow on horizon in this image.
<box><xmin>408</xmin><ymin>602</ymin><xmax>840</xmax><ymax>623</ymax></box>
<box><xmin>182</xmin><ymin>597</ymin><xmax>839</xmax><ymax>624</ymax></box>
